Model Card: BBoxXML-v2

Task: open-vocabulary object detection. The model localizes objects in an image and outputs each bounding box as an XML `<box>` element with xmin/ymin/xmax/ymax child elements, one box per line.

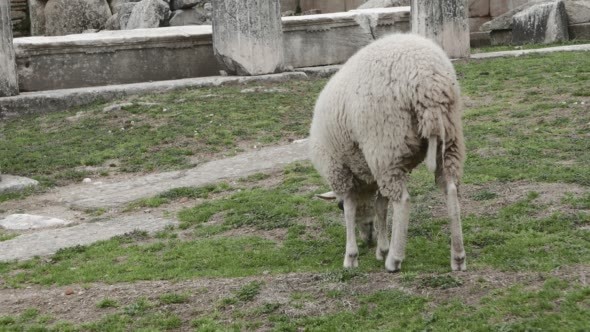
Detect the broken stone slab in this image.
<box><xmin>564</xmin><ymin>0</ymin><xmax>590</xmax><ymax>24</ymax></box>
<box><xmin>170</xmin><ymin>0</ymin><xmax>201</xmax><ymax>10</ymax></box>
<box><xmin>109</xmin><ymin>0</ymin><xmax>141</xmax><ymax>14</ymax></box>
<box><xmin>105</xmin><ymin>2</ymin><xmax>137</xmax><ymax>30</ymax></box>
<box><xmin>512</xmin><ymin>0</ymin><xmax>569</xmax><ymax>45</ymax></box>
<box><xmin>125</xmin><ymin>0</ymin><xmax>170</xmax><ymax>30</ymax></box>
<box><xmin>0</xmin><ymin>175</ymin><xmax>39</xmax><ymax>194</ymax></box>
<box><xmin>212</xmin><ymin>0</ymin><xmax>284</xmax><ymax>76</ymax></box>
<box><xmin>44</xmin><ymin>0</ymin><xmax>112</xmax><ymax>36</ymax></box>
<box><xmin>0</xmin><ymin>214</ymin><xmax>71</xmax><ymax>230</ymax></box>
<box><xmin>169</xmin><ymin>7</ymin><xmax>209</xmax><ymax>26</ymax></box>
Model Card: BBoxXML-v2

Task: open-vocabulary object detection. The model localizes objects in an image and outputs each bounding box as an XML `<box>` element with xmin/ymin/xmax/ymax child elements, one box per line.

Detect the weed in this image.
<box><xmin>96</xmin><ymin>298</ymin><xmax>119</xmax><ymax>309</ymax></box>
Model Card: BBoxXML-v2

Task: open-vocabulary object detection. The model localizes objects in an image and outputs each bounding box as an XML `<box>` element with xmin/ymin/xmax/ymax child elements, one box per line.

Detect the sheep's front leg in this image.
<box><xmin>342</xmin><ymin>192</ymin><xmax>359</xmax><ymax>268</ymax></box>
<box><xmin>385</xmin><ymin>188</ymin><xmax>410</xmax><ymax>273</ymax></box>
<box><xmin>447</xmin><ymin>179</ymin><xmax>466</xmax><ymax>271</ymax></box>
<box><xmin>374</xmin><ymin>193</ymin><xmax>389</xmax><ymax>261</ymax></box>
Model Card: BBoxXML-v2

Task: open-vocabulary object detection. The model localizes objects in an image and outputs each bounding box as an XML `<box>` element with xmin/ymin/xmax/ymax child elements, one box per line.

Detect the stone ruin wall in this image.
<box><xmin>9</xmin><ymin>0</ymin><xmax>528</xmax><ymax>38</ymax></box>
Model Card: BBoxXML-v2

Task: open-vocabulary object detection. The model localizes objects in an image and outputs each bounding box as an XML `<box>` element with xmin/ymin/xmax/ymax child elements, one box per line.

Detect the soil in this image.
<box><xmin>1</xmin><ymin>266</ymin><xmax>588</xmax><ymax>329</ymax></box>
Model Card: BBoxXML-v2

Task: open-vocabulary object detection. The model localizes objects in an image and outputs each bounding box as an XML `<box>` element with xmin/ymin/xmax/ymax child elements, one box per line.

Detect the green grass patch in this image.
<box><xmin>472</xmin><ymin>39</ymin><xmax>590</xmax><ymax>53</ymax></box>
<box><xmin>0</xmin><ymin>79</ymin><xmax>324</xmax><ymax>187</ymax></box>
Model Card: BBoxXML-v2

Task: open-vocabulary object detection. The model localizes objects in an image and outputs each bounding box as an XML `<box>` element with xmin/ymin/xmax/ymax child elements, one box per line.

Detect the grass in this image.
<box><xmin>0</xmin><ymin>51</ymin><xmax>589</xmax><ymax>330</ymax></box>
<box><xmin>472</xmin><ymin>39</ymin><xmax>590</xmax><ymax>53</ymax></box>
<box><xmin>0</xmin><ymin>80</ymin><xmax>324</xmax><ymax>187</ymax></box>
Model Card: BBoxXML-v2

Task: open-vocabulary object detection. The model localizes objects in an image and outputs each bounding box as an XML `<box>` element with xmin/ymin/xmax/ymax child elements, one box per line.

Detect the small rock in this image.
<box><xmin>83</xmin><ymin>178</ymin><xmax>92</xmax><ymax>183</ymax></box>
<box><xmin>0</xmin><ymin>175</ymin><xmax>39</xmax><ymax>194</ymax></box>
<box><xmin>65</xmin><ymin>288</ymin><xmax>74</xmax><ymax>296</ymax></box>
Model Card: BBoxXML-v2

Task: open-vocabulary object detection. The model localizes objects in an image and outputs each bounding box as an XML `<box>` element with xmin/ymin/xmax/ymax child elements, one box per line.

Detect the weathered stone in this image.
<box><xmin>126</xmin><ymin>0</ymin><xmax>170</xmax><ymax>29</ymax></box>
<box><xmin>170</xmin><ymin>0</ymin><xmax>200</xmax><ymax>10</ymax></box>
<box><xmin>44</xmin><ymin>0</ymin><xmax>112</xmax><ymax>36</ymax></box>
<box><xmin>109</xmin><ymin>0</ymin><xmax>141</xmax><ymax>14</ymax></box>
<box><xmin>104</xmin><ymin>2</ymin><xmax>137</xmax><ymax>29</ymax></box>
<box><xmin>358</xmin><ymin>0</ymin><xmax>409</xmax><ymax>9</ymax></box>
<box><xmin>470</xmin><ymin>16</ymin><xmax>490</xmax><ymax>32</ymax></box>
<box><xmin>512</xmin><ymin>0</ymin><xmax>569</xmax><ymax>45</ymax></box>
<box><xmin>1</xmin><ymin>1</ymin><xmax>19</xmax><ymax>97</ymax></box>
<box><xmin>491</xmin><ymin>0</ymin><xmax>530</xmax><ymax>17</ymax></box>
<box><xmin>0</xmin><ymin>214</ymin><xmax>70</xmax><ymax>230</ymax></box>
<box><xmin>169</xmin><ymin>7</ymin><xmax>209</xmax><ymax>26</ymax></box>
<box><xmin>0</xmin><ymin>175</ymin><xmax>38</xmax><ymax>193</ymax></box>
<box><xmin>564</xmin><ymin>0</ymin><xmax>590</xmax><ymax>24</ymax></box>
<box><xmin>28</xmin><ymin>0</ymin><xmax>46</xmax><ymax>36</ymax></box>
<box><xmin>411</xmin><ymin>0</ymin><xmax>470</xmax><ymax>58</ymax></box>
<box><xmin>481</xmin><ymin>0</ymin><xmax>547</xmax><ymax>32</ymax></box>
<box><xmin>212</xmin><ymin>0</ymin><xmax>284</xmax><ymax>76</ymax></box>
<box><xmin>468</xmin><ymin>0</ymin><xmax>490</xmax><ymax>17</ymax></box>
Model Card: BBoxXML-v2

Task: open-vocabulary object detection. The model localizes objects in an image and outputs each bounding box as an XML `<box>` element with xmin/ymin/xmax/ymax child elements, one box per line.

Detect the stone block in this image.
<box><xmin>0</xmin><ymin>214</ymin><xmax>71</xmax><ymax>230</ymax></box>
<box><xmin>469</xmin><ymin>0</ymin><xmax>490</xmax><ymax>17</ymax></box>
<box><xmin>358</xmin><ymin>0</ymin><xmax>410</xmax><ymax>10</ymax></box>
<box><xmin>28</xmin><ymin>0</ymin><xmax>46</xmax><ymax>36</ymax></box>
<box><xmin>1</xmin><ymin>1</ymin><xmax>19</xmax><ymax>97</ymax></box>
<box><xmin>411</xmin><ymin>0</ymin><xmax>470</xmax><ymax>58</ymax></box>
<box><xmin>212</xmin><ymin>0</ymin><xmax>284</xmax><ymax>76</ymax></box>
<box><xmin>512</xmin><ymin>0</ymin><xmax>569</xmax><ymax>45</ymax></box>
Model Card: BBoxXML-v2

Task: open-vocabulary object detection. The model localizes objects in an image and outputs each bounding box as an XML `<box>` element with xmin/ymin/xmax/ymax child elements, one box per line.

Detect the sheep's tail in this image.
<box><xmin>425</xmin><ymin>114</ymin><xmax>446</xmax><ymax>173</ymax></box>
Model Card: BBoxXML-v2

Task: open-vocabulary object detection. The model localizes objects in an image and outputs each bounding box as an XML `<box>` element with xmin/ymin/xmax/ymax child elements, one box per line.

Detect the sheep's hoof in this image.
<box><xmin>343</xmin><ymin>252</ymin><xmax>358</xmax><ymax>268</ymax></box>
<box><xmin>451</xmin><ymin>255</ymin><xmax>466</xmax><ymax>272</ymax></box>
<box><xmin>376</xmin><ymin>248</ymin><xmax>388</xmax><ymax>261</ymax></box>
<box><xmin>385</xmin><ymin>258</ymin><xmax>402</xmax><ymax>273</ymax></box>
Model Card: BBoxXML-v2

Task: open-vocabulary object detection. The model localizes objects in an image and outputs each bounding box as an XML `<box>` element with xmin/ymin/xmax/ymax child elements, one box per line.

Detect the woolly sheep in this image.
<box><xmin>309</xmin><ymin>33</ymin><xmax>466</xmax><ymax>272</ymax></box>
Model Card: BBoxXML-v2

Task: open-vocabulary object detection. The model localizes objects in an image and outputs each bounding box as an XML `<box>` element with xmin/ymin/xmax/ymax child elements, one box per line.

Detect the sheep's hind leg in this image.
<box><xmin>342</xmin><ymin>192</ymin><xmax>359</xmax><ymax>268</ymax></box>
<box><xmin>374</xmin><ymin>193</ymin><xmax>389</xmax><ymax>261</ymax></box>
<box><xmin>385</xmin><ymin>188</ymin><xmax>410</xmax><ymax>273</ymax></box>
<box><xmin>447</xmin><ymin>178</ymin><xmax>466</xmax><ymax>271</ymax></box>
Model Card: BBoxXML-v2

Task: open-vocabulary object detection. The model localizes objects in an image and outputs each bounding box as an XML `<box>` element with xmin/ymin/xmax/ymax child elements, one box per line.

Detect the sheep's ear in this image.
<box><xmin>316</xmin><ymin>191</ymin><xmax>338</xmax><ymax>201</ymax></box>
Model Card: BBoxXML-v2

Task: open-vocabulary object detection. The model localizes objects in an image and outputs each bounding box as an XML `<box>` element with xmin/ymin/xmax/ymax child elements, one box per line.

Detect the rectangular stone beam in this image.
<box><xmin>1</xmin><ymin>0</ymin><xmax>19</xmax><ymax>97</ymax></box>
<box><xmin>411</xmin><ymin>0</ymin><xmax>470</xmax><ymax>58</ymax></box>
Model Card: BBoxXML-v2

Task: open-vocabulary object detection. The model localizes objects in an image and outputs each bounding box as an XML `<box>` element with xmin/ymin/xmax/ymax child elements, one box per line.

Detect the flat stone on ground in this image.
<box><xmin>0</xmin><ymin>214</ymin><xmax>70</xmax><ymax>230</ymax></box>
<box><xmin>0</xmin><ymin>215</ymin><xmax>175</xmax><ymax>261</ymax></box>
<box><xmin>0</xmin><ymin>175</ymin><xmax>39</xmax><ymax>194</ymax></box>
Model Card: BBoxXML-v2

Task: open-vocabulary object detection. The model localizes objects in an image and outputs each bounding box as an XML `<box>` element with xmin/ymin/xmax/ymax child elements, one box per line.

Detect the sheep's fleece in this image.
<box><xmin>309</xmin><ymin>33</ymin><xmax>466</xmax><ymax>272</ymax></box>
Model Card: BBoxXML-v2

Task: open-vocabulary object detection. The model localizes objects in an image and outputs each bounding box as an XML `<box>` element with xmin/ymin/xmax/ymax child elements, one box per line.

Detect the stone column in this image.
<box><xmin>212</xmin><ymin>0</ymin><xmax>284</xmax><ymax>76</ymax></box>
<box><xmin>411</xmin><ymin>0</ymin><xmax>470</xmax><ymax>58</ymax></box>
<box><xmin>1</xmin><ymin>0</ymin><xmax>19</xmax><ymax>97</ymax></box>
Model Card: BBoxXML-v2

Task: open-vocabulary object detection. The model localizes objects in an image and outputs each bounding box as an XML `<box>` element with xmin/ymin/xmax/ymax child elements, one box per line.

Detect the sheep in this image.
<box><xmin>309</xmin><ymin>33</ymin><xmax>466</xmax><ymax>272</ymax></box>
